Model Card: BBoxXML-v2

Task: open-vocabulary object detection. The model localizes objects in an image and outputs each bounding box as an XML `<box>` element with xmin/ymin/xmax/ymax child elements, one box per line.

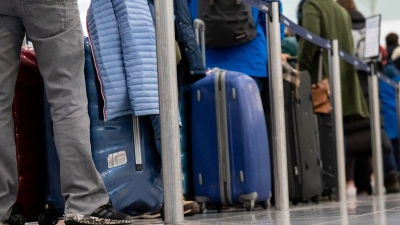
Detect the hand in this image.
<box><xmin>281</xmin><ymin>53</ymin><xmax>291</xmax><ymax>63</ymax></box>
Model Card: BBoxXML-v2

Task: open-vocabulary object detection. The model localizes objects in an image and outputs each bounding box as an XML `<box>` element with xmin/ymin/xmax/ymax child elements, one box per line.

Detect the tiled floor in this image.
<box><xmin>28</xmin><ymin>194</ymin><xmax>400</xmax><ymax>225</ymax></box>
<box><xmin>131</xmin><ymin>194</ymin><xmax>400</xmax><ymax>225</ymax></box>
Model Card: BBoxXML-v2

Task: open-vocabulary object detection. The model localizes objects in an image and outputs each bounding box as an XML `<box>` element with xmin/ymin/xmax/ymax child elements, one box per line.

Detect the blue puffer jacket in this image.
<box><xmin>88</xmin><ymin>0</ymin><xmax>160</xmax><ymax>120</ymax></box>
<box><xmin>380</xmin><ymin>61</ymin><xmax>400</xmax><ymax>139</ymax></box>
<box><xmin>87</xmin><ymin>0</ymin><xmax>132</xmax><ymax>120</ymax></box>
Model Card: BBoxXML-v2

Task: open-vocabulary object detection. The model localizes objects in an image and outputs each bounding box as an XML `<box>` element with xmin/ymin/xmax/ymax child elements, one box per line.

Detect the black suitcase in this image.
<box><xmin>262</xmin><ymin>69</ymin><xmax>323</xmax><ymax>205</ymax></box>
<box><xmin>317</xmin><ymin>113</ymin><xmax>338</xmax><ymax>199</ymax></box>
<box><xmin>284</xmin><ymin>71</ymin><xmax>323</xmax><ymax>204</ymax></box>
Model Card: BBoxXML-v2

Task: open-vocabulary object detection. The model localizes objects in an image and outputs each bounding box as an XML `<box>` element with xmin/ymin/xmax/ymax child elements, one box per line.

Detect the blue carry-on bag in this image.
<box><xmin>39</xmin><ymin>38</ymin><xmax>163</xmax><ymax>224</ymax></box>
<box><xmin>191</xmin><ymin>68</ymin><xmax>271</xmax><ymax>212</ymax></box>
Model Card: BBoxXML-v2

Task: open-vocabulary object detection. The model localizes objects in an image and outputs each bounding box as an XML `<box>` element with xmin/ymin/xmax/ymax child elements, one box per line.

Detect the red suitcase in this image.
<box><xmin>12</xmin><ymin>48</ymin><xmax>46</xmax><ymax>221</ymax></box>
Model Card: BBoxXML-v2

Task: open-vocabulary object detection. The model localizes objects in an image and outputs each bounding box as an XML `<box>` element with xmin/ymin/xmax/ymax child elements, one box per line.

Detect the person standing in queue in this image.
<box><xmin>0</xmin><ymin>1</ymin><xmax>132</xmax><ymax>224</ymax></box>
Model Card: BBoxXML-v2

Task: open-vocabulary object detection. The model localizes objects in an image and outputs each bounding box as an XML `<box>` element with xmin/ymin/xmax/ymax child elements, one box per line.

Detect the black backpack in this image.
<box><xmin>198</xmin><ymin>0</ymin><xmax>257</xmax><ymax>48</ymax></box>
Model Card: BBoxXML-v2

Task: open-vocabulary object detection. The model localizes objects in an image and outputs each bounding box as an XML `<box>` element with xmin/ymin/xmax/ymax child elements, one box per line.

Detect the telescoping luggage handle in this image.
<box><xmin>194</xmin><ymin>19</ymin><xmax>206</xmax><ymax>67</ymax></box>
<box><xmin>133</xmin><ymin>116</ymin><xmax>143</xmax><ymax>171</ymax></box>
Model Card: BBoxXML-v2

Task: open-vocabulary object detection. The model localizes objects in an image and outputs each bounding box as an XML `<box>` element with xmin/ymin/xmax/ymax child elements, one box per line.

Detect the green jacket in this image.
<box><xmin>298</xmin><ymin>0</ymin><xmax>369</xmax><ymax>119</ymax></box>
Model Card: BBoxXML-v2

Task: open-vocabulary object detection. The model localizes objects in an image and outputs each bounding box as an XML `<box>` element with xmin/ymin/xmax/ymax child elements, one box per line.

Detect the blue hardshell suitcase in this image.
<box><xmin>191</xmin><ymin>69</ymin><xmax>271</xmax><ymax>211</ymax></box>
<box><xmin>85</xmin><ymin>36</ymin><xmax>163</xmax><ymax>214</ymax></box>
<box><xmin>41</xmin><ymin>38</ymin><xmax>163</xmax><ymax>220</ymax></box>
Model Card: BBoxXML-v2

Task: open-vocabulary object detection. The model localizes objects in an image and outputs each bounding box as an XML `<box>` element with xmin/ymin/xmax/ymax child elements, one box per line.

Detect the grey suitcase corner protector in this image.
<box><xmin>238</xmin><ymin>192</ymin><xmax>258</xmax><ymax>203</ymax></box>
<box><xmin>195</xmin><ymin>196</ymin><xmax>211</xmax><ymax>203</ymax></box>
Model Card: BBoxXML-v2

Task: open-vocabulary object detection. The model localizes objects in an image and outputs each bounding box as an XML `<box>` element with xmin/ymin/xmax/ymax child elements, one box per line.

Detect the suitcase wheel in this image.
<box><xmin>198</xmin><ymin>202</ymin><xmax>207</xmax><ymax>214</ymax></box>
<box><xmin>244</xmin><ymin>200</ymin><xmax>255</xmax><ymax>211</ymax></box>
<box><xmin>12</xmin><ymin>214</ymin><xmax>25</xmax><ymax>225</ymax></box>
<box><xmin>269</xmin><ymin>196</ymin><xmax>275</xmax><ymax>206</ymax></box>
<box><xmin>38</xmin><ymin>213</ymin><xmax>58</xmax><ymax>225</ymax></box>
<box><xmin>260</xmin><ymin>200</ymin><xmax>268</xmax><ymax>209</ymax></box>
<box><xmin>215</xmin><ymin>205</ymin><xmax>222</xmax><ymax>213</ymax></box>
<box><xmin>38</xmin><ymin>201</ymin><xmax>60</xmax><ymax>225</ymax></box>
<box><xmin>161</xmin><ymin>205</ymin><xmax>165</xmax><ymax>221</ymax></box>
<box><xmin>311</xmin><ymin>195</ymin><xmax>320</xmax><ymax>204</ymax></box>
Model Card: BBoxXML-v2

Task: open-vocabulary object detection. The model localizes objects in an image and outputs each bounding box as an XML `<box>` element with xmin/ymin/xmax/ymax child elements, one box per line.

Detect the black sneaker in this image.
<box><xmin>64</xmin><ymin>205</ymin><xmax>132</xmax><ymax>225</ymax></box>
<box><xmin>3</xmin><ymin>214</ymin><xmax>25</xmax><ymax>225</ymax></box>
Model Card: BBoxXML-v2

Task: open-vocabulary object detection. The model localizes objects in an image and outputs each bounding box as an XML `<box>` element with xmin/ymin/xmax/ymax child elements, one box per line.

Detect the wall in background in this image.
<box><xmin>281</xmin><ymin>0</ymin><xmax>400</xmax><ymax>45</ymax></box>
<box><xmin>78</xmin><ymin>0</ymin><xmax>90</xmax><ymax>36</ymax></box>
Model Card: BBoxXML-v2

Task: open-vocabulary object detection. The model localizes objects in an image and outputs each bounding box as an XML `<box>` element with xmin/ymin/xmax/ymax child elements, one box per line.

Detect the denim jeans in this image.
<box><xmin>392</xmin><ymin>138</ymin><xmax>400</xmax><ymax>169</ymax></box>
<box><xmin>383</xmin><ymin>152</ymin><xmax>399</xmax><ymax>175</ymax></box>
<box><xmin>0</xmin><ymin>0</ymin><xmax>109</xmax><ymax>221</ymax></box>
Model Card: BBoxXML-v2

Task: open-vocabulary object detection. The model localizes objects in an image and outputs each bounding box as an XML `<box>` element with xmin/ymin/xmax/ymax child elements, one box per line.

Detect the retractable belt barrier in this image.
<box><xmin>339</xmin><ymin>50</ymin><xmax>371</xmax><ymax>73</ymax></box>
<box><xmin>242</xmin><ymin>0</ymin><xmax>393</xmax><ymax>200</ymax></box>
<box><xmin>377</xmin><ymin>72</ymin><xmax>398</xmax><ymax>87</ymax></box>
<box><xmin>241</xmin><ymin>0</ymin><xmax>397</xmax><ymax>88</ymax></box>
<box><xmin>280</xmin><ymin>15</ymin><xmax>332</xmax><ymax>50</ymax></box>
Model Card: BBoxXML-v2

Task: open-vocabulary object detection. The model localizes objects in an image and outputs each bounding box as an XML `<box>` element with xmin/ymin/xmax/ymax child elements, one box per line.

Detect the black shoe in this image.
<box><xmin>3</xmin><ymin>214</ymin><xmax>25</xmax><ymax>225</ymax></box>
<box><xmin>384</xmin><ymin>171</ymin><xmax>400</xmax><ymax>194</ymax></box>
<box><xmin>64</xmin><ymin>205</ymin><xmax>132</xmax><ymax>225</ymax></box>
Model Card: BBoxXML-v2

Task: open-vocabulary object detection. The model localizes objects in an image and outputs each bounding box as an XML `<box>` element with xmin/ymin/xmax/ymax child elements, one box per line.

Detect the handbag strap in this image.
<box><xmin>282</xmin><ymin>62</ymin><xmax>301</xmax><ymax>103</ymax></box>
<box><xmin>318</xmin><ymin>48</ymin><xmax>323</xmax><ymax>82</ymax></box>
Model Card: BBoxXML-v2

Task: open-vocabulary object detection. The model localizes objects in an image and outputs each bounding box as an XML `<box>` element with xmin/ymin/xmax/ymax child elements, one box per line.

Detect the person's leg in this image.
<box><xmin>150</xmin><ymin>114</ymin><xmax>200</xmax><ymax>217</ymax></box>
<box><xmin>15</xmin><ymin>0</ymin><xmax>112</xmax><ymax>216</ymax></box>
<box><xmin>250</xmin><ymin>76</ymin><xmax>265</xmax><ymax>93</ymax></box>
<box><xmin>353</xmin><ymin>155</ymin><xmax>373</xmax><ymax>195</ymax></box>
<box><xmin>383</xmin><ymin>151</ymin><xmax>398</xmax><ymax>175</ymax></box>
<box><xmin>0</xmin><ymin>13</ymin><xmax>26</xmax><ymax>222</ymax></box>
<box><xmin>392</xmin><ymin>138</ymin><xmax>400</xmax><ymax>169</ymax></box>
<box><xmin>345</xmin><ymin>153</ymin><xmax>357</xmax><ymax>196</ymax></box>
<box><xmin>383</xmin><ymin>151</ymin><xmax>400</xmax><ymax>193</ymax></box>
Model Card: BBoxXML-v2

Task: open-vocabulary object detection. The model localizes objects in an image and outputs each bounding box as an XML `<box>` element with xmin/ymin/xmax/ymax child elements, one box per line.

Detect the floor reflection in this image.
<box><xmin>25</xmin><ymin>194</ymin><xmax>400</xmax><ymax>224</ymax></box>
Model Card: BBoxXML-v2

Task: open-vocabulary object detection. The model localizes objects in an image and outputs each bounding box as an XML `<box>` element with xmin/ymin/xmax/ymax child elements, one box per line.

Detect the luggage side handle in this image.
<box><xmin>133</xmin><ymin>116</ymin><xmax>143</xmax><ymax>171</ymax></box>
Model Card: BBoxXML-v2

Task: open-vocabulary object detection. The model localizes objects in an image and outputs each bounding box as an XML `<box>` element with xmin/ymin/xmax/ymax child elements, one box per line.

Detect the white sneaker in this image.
<box><xmin>346</xmin><ymin>186</ymin><xmax>357</xmax><ymax>197</ymax></box>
